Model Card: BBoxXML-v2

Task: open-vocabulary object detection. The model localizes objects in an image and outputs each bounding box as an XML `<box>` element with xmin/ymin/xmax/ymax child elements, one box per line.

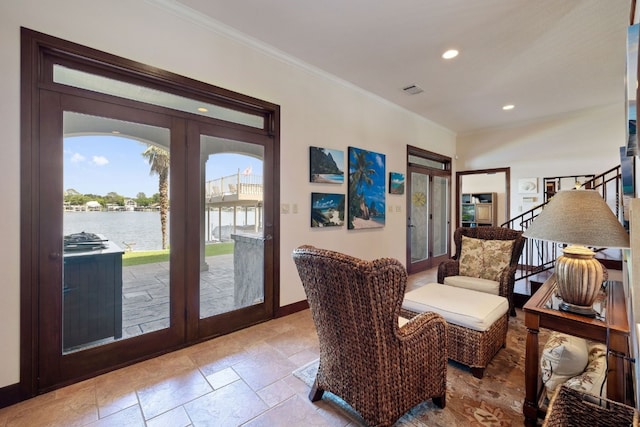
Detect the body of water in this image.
<box><xmin>64</xmin><ymin>210</ymin><xmax>258</xmax><ymax>251</ymax></box>
<box><xmin>311</xmin><ymin>174</ymin><xmax>344</xmax><ymax>184</ymax></box>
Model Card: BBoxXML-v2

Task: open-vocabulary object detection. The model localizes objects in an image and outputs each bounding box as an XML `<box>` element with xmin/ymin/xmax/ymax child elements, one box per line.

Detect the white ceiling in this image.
<box><xmin>174</xmin><ymin>0</ymin><xmax>632</xmax><ymax>135</ymax></box>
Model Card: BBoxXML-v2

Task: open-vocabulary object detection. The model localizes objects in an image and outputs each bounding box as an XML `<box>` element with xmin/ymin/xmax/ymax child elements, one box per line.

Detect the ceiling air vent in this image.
<box><xmin>402</xmin><ymin>84</ymin><xmax>424</xmax><ymax>95</ymax></box>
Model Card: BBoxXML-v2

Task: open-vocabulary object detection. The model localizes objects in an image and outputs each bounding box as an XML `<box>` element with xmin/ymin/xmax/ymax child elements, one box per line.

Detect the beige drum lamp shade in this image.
<box><xmin>522</xmin><ymin>190</ymin><xmax>630</xmax><ymax>316</ymax></box>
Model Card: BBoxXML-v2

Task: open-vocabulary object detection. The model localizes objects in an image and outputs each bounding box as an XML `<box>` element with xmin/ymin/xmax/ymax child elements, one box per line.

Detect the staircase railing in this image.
<box><xmin>502</xmin><ymin>165</ymin><xmax>622</xmax><ymax>282</ymax></box>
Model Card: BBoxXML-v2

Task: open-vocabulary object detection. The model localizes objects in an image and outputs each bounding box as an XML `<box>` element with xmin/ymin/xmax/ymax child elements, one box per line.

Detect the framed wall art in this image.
<box><xmin>389</xmin><ymin>172</ymin><xmax>405</xmax><ymax>194</ymax></box>
<box><xmin>311</xmin><ymin>193</ymin><xmax>345</xmax><ymax>227</ymax></box>
<box><xmin>518</xmin><ymin>178</ymin><xmax>538</xmax><ymax>194</ymax></box>
<box><xmin>347</xmin><ymin>146</ymin><xmax>386</xmax><ymax>229</ymax></box>
<box><xmin>309</xmin><ymin>146</ymin><xmax>344</xmax><ymax>183</ymax></box>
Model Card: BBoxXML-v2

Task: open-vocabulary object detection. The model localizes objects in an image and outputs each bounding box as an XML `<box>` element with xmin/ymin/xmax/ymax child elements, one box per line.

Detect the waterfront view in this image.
<box><xmin>58</xmin><ymin>120</ymin><xmax>267</xmax><ymax>355</ymax></box>
<box><xmin>64</xmin><ymin>209</ymin><xmax>260</xmax><ymax>251</ymax></box>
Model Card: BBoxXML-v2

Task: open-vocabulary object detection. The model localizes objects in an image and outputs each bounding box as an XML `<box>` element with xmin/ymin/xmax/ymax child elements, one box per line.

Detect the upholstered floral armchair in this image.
<box><xmin>292</xmin><ymin>245</ymin><xmax>448</xmax><ymax>427</ymax></box>
<box><xmin>438</xmin><ymin>226</ymin><xmax>526</xmax><ymax>316</ymax></box>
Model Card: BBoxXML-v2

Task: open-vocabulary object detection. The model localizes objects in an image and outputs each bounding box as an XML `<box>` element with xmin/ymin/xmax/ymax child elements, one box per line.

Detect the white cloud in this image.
<box><xmin>92</xmin><ymin>155</ymin><xmax>109</xmax><ymax>166</ymax></box>
<box><xmin>70</xmin><ymin>153</ymin><xmax>85</xmax><ymax>163</ymax></box>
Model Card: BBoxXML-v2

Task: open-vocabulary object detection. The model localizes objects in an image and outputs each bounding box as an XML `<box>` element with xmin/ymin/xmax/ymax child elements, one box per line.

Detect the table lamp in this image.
<box><xmin>522</xmin><ymin>190</ymin><xmax>630</xmax><ymax>316</ymax></box>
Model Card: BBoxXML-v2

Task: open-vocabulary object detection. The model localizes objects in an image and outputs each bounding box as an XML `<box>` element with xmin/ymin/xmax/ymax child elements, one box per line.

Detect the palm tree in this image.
<box><xmin>142</xmin><ymin>145</ymin><xmax>170</xmax><ymax>249</ymax></box>
<box><xmin>348</xmin><ymin>149</ymin><xmax>376</xmax><ymax>228</ymax></box>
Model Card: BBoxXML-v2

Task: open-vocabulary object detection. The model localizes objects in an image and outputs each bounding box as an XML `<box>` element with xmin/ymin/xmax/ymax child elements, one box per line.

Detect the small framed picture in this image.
<box><xmin>311</xmin><ymin>193</ymin><xmax>345</xmax><ymax>227</ymax></box>
<box><xmin>518</xmin><ymin>178</ymin><xmax>538</xmax><ymax>194</ymax></box>
<box><xmin>309</xmin><ymin>146</ymin><xmax>344</xmax><ymax>184</ymax></box>
<box><xmin>389</xmin><ymin>172</ymin><xmax>405</xmax><ymax>195</ymax></box>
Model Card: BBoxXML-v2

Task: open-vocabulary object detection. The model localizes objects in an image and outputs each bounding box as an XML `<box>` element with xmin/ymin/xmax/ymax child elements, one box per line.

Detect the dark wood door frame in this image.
<box><xmin>405</xmin><ymin>145</ymin><xmax>452</xmax><ymax>274</ymax></box>
<box><xmin>20</xmin><ymin>27</ymin><xmax>281</xmax><ymax>398</ymax></box>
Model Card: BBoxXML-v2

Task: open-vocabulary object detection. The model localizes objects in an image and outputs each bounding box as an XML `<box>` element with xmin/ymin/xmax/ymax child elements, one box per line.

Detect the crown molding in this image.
<box><xmin>145</xmin><ymin>0</ymin><xmax>455</xmax><ymax>136</ymax></box>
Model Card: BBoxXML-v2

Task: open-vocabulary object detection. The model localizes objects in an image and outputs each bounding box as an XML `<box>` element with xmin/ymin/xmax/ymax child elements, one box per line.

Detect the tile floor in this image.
<box><xmin>0</xmin><ymin>269</ymin><xmax>438</xmax><ymax>427</ymax></box>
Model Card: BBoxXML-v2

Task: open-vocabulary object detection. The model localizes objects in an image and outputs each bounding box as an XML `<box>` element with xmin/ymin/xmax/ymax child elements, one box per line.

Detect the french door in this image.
<box><xmin>188</xmin><ymin>121</ymin><xmax>275</xmax><ymax>339</ymax></box>
<box><xmin>23</xmin><ymin>29</ymin><xmax>279</xmax><ymax>393</ymax></box>
<box><xmin>38</xmin><ymin>93</ymin><xmax>185</xmax><ymax>388</ymax></box>
<box><xmin>406</xmin><ymin>148</ymin><xmax>451</xmax><ymax>274</ymax></box>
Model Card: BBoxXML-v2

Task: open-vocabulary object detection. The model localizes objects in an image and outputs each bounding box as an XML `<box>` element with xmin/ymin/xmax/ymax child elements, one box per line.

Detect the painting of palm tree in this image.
<box><xmin>142</xmin><ymin>145</ymin><xmax>170</xmax><ymax>249</ymax></box>
<box><xmin>347</xmin><ymin>146</ymin><xmax>386</xmax><ymax>229</ymax></box>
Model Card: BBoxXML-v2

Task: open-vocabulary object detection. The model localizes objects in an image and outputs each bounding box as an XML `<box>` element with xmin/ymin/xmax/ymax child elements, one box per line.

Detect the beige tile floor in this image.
<box><xmin>0</xmin><ymin>268</ymin><xmax>438</xmax><ymax>427</ymax></box>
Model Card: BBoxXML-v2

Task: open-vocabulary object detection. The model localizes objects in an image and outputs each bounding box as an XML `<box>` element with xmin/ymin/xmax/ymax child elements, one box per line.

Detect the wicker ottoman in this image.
<box><xmin>401</xmin><ymin>282</ymin><xmax>509</xmax><ymax>378</ymax></box>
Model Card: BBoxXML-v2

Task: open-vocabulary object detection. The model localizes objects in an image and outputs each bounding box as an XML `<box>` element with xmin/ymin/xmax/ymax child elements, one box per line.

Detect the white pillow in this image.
<box><xmin>564</xmin><ymin>341</ymin><xmax>607</xmax><ymax>400</ymax></box>
<box><xmin>541</xmin><ymin>332</ymin><xmax>589</xmax><ymax>399</ymax></box>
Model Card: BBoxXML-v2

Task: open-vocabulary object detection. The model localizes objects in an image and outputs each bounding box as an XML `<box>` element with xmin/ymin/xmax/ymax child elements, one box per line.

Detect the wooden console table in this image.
<box><xmin>522</xmin><ymin>274</ymin><xmax>631</xmax><ymax>426</ymax></box>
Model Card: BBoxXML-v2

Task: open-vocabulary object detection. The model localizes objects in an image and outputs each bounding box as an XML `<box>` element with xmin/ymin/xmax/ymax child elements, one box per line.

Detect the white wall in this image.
<box><xmin>457</xmin><ymin>104</ymin><xmax>626</xmax><ymax>219</ymax></box>
<box><xmin>0</xmin><ymin>0</ymin><xmax>456</xmax><ymax>388</ymax></box>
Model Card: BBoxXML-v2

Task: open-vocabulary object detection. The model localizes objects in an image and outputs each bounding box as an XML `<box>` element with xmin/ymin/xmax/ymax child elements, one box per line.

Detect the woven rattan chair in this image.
<box><xmin>292</xmin><ymin>245</ymin><xmax>448</xmax><ymax>427</ymax></box>
<box><xmin>438</xmin><ymin>226</ymin><xmax>525</xmax><ymax>316</ymax></box>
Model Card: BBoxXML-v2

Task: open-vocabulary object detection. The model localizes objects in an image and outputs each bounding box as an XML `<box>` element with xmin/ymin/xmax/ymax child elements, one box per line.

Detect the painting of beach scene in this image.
<box><xmin>311</xmin><ymin>193</ymin><xmax>345</xmax><ymax>227</ymax></box>
<box><xmin>347</xmin><ymin>146</ymin><xmax>386</xmax><ymax>229</ymax></box>
<box><xmin>310</xmin><ymin>146</ymin><xmax>344</xmax><ymax>183</ymax></box>
<box><xmin>389</xmin><ymin>172</ymin><xmax>405</xmax><ymax>194</ymax></box>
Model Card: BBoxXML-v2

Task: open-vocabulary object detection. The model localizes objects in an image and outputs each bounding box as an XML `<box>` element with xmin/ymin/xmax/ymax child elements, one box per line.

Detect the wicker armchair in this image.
<box><xmin>292</xmin><ymin>245</ymin><xmax>448</xmax><ymax>427</ymax></box>
<box><xmin>438</xmin><ymin>226</ymin><xmax>525</xmax><ymax>316</ymax></box>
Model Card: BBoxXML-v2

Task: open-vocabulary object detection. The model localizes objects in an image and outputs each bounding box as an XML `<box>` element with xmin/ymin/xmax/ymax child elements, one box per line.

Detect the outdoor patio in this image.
<box><xmin>121</xmin><ymin>253</ymin><xmax>237</xmax><ymax>339</ymax></box>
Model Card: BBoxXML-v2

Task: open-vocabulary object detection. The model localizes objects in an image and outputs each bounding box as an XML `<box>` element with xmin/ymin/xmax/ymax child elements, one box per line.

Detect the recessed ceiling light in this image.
<box><xmin>197</xmin><ymin>107</ymin><xmax>209</xmax><ymax>113</ymax></box>
<box><xmin>502</xmin><ymin>104</ymin><xmax>515</xmax><ymax>111</ymax></box>
<box><xmin>442</xmin><ymin>49</ymin><xmax>459</xmax><ymax>59</ymax></box>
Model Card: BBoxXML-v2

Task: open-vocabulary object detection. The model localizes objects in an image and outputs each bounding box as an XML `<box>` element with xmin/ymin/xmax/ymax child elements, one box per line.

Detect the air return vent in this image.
<box><xmin>402</xmin><ymin>84</ymin><xmax>424</xmax><ymax>95</ymax></box>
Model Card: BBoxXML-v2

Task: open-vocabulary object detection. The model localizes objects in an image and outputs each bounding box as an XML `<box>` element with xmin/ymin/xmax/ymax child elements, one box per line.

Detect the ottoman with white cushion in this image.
<box><xmin>401</xmin><ymin>282</ymin><xmax>509</xmax><ymax>378</ymax></box>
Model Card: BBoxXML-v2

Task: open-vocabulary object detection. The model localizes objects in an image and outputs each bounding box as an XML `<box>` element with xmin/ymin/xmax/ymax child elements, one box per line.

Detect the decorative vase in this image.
<box><xmin>555</xmin><ymin>245</ymin><xmax>604</xmax><ymax>317</ymax></box>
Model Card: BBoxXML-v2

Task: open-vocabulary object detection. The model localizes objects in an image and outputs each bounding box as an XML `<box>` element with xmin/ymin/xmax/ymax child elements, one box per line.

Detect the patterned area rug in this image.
<box><xmin>293</xmin><ymin>311</ymin><xmax>548</xmax><ymax>426</ymax></box>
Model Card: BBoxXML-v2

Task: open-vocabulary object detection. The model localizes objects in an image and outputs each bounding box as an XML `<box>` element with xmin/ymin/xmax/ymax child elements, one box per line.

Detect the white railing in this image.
<box><xmin>205</xmin><ymin>172</ymin><xmax>263</xmax><ymax>201</ymax></box>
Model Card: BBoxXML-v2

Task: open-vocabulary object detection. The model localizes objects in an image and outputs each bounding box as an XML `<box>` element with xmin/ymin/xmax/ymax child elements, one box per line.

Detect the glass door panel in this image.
<box><xmin>199</xmin><ymin>136</ymin><xmax>265</xmax><ymax>319</ymax></box>
<box><xmin>409</xmin><ymin>171</ymin><xmax>430</xmax><ymax>268</ymax></box>
<box><xmin>431</xmin><ymin>175</ymin><xmax>450</xmax><ymax>259</ymax></box>
<box><xmin>407</xmin><ymin>168</ymin><xmax>450</xmax><ymax>273</ymax></box>
<box><xmin>62</xmin><ymin>112</ymin><xmax>172</xmax><ymax>353</ymax></box>
<box><xmin>38</xmin><ymin>91</ymin><xmax>185</xmax><ymax>389</ymax></box>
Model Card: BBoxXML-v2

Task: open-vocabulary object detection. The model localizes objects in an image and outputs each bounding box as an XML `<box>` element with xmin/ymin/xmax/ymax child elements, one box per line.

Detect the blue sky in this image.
<box><xmin>311</xmin><ymin>193</ymin><xmax>344</xmax><ymax>210</ymax></box>
<box><xmin>64</xmin><ymin>135</ymin><xmax>263</xmax><ymax>198</ymax></box>
<box><xmin>321</xmin><ymin>148</ymin><xmax>345</xmax><ymax>172</ymax></box>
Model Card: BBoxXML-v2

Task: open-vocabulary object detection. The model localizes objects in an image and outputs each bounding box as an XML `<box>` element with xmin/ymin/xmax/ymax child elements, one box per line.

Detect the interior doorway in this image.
<box><xmin>456</xmin><ymin>168</ymin><xmax>511</xmax><ymax>229</ymax></box>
